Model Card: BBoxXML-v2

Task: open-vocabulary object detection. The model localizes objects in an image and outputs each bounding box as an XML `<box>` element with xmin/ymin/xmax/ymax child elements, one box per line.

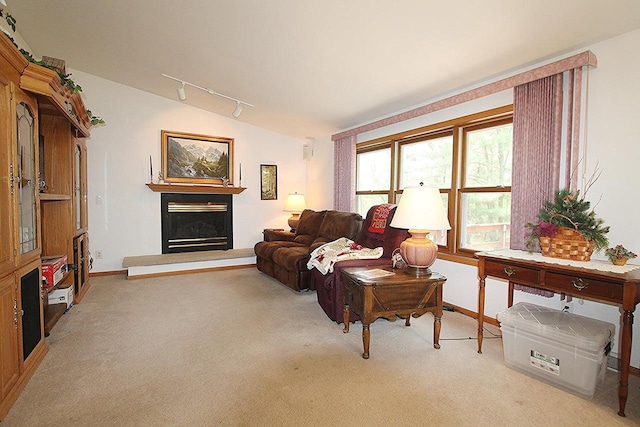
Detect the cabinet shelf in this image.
<box><xmin>39</xmin><ymin>193</ymin><xmax>71</xmax><ymax>201</ymax></box>
<box><xmin>43</xmin><ymin>303</ymin><xmax>67</xmax><ymax>337</ymax></box>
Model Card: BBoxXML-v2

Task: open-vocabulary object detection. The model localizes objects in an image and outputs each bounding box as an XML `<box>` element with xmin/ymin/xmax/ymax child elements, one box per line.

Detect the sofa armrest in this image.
<box><xmin>263</xmin><ymin>229</ymin><xmax>295</xmax><ymax>242</ymax></box>
<box><xmin>309</xmin><ymin>240</ymin><xmax>326</xmax><ymax>253</ymax></box>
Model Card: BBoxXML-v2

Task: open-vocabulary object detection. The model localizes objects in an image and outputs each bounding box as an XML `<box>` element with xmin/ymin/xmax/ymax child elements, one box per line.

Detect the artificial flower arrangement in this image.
<box><xmin>525</xmin><ymin>188</ymin><xmax>610</xmax><ymax>260</ymax></box>
<box><xmin>605</xmin><ymin>245</ymin><xmax>637</xmax><ymax>266</ymax></box>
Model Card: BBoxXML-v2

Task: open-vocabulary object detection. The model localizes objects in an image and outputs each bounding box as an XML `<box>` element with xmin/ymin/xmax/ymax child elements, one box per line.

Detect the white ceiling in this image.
<box><xmin>5</xmin><ymin>1</ymin><xmax>640</xmax><ymax>140</ymax></box>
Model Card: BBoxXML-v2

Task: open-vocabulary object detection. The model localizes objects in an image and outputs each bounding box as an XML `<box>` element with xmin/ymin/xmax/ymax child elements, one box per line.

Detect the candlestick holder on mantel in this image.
<box><xmin>146</xmin><ymin>182</ymin><xmax>246</xmax><ymax>195</ymax></box>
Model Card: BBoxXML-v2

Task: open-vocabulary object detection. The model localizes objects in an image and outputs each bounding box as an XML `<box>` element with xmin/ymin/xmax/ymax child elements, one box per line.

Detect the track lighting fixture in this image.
<box><xmin>232</xmin><ymin>102</ymin><xmax>243</xmax><ymax>118</ymax></box>
<box><xmin>177</xmin><ymin>82</ymin><xmax>186</xmax><ymax>101</ymax></box>
<box><xmin>162</xmin><ymin>74</ymin><xmax>253</xmax><ymax>118</ymax></box>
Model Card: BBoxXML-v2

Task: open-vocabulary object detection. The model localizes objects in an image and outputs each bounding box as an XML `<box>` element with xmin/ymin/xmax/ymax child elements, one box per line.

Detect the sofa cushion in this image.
<box><xmin>272</xmin><ymin>246</ymin><xmax>311</xmax><ymax>272</ymax></box>
<box><xmin>254</xmin><ymin>240</ymin><xmax>306</xmax><ymax>260</ymax></box>
<box><xmin>356</xmin><ymin>206</ymin><xmax>390</xmax><ymax>250</ymax></box>
<box><xmin>311</xmin><ymin>211</ymin><xmax>363</xmax><ymax>248</ymax></box>
<box><xmin>356</xmin><ymin>205</ymin><xmax>409</xmax><ymax>257</ymax></box>
<box><xmin>293</xmin><ymin>209</ymin><xmax>326</xmax><ymax>246</ymax></box>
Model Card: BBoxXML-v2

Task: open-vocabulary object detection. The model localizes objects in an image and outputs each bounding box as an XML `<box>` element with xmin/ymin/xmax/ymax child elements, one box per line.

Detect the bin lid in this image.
<box><xmin>497</xmin><ymin>302</ymin><xmax>615</xmax><ymax>352</ymax></box>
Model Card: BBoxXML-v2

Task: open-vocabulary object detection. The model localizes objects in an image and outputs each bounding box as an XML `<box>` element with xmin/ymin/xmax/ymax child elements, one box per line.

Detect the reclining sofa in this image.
<box><xmin>312</xmin><ymin>204</ymin><xmax>410</xmax><ymax>323</ymax></box>
<box><xmin>254</xmin><ymin>209</ymin><xmax>363</xmax><ymax>292</ymax></box>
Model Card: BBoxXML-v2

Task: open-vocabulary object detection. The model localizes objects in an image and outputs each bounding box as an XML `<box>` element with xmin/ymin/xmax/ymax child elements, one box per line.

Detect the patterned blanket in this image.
<box><xmin>307</xmin><ymin>237</ymin><xmax>383</xmax><ymax>275</ymax></box>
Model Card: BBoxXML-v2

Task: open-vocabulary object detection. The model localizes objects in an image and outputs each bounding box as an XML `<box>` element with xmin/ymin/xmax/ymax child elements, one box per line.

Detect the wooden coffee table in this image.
<box><xmin>342</xmin><ymin>266</ymin><xmax>446</xmax><ymax>359</ymax></box>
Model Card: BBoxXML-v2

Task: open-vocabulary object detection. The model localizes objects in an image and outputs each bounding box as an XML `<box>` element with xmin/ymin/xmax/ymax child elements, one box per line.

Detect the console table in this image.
<box><xmin>476</xmin><ymin>250</ymin><xmax>640</xmax><ymax>417</ymax></box>
<box><xmin>342</xmin><ymin>266</ymin><xmax>446</xmax><ymax>359</ymax></box>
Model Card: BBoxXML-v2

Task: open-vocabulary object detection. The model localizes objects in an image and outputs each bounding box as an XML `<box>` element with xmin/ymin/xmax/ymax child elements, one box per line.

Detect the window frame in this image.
<box><xmin>355</xmin><ymin>140</ymin><xmax>395</xmax><ymax>206</ymax></box>
<box><xmin>355</xmin><ymin>105</ymin><xmax>513</xmax><ymax>261</ymax></box>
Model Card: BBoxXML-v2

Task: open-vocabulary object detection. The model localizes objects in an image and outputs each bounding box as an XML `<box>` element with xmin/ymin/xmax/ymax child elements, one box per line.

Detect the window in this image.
<box><xmin>459</xmin><ymin>119</ymin><xmax>512</xmax><ymax>253</ymax></box>
<box><xmin>355</xmin><ymin>144</ymin><xmax>392</xmax><ymax>216</ymax></box>
<box><xmin>355</xmin><ymin>106</ymin><xmax>512</xmax><ymax>259</ymax></box>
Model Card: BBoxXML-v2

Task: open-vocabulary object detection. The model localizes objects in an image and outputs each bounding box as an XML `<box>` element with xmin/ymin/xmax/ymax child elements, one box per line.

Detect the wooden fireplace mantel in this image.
<box><xmin>146</xmin><ymin>183</ymin><xmax>246</xmax><ymax>194</ymax></box>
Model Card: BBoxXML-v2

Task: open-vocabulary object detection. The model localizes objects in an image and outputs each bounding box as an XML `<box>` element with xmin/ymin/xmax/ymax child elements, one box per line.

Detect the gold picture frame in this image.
<box><xmin>161</xmin><ymin>130</ymin><xmax>234</xmax><ymax>185</ymax></box>
<box><xmin>260</xmin><ymin>164</ymin><xmax>277</xmax><ymax>200</ymax></box>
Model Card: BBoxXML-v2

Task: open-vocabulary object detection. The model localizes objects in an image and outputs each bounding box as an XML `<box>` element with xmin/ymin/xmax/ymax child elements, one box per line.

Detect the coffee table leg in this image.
<box><xmin>433</xmin><ymin>315</ymin><xmax>441</xmax><ymax>349</ymax></box>
<box><xmin>362</xmin><ymin>323</ymin><xmax>370</xmax><ymax>359</ymax></box>
<box><xmin>343</xmin><ymin>305</ymin><xmax>350</xmax><ymax>333</ymax></box>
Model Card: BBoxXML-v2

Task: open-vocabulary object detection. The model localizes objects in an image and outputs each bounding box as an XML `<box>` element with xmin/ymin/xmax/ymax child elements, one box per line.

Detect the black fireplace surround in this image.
<box><xmin>161</xmin><ymin>193</ymin><xmax>233</xmax><ymax>254</ymax></box>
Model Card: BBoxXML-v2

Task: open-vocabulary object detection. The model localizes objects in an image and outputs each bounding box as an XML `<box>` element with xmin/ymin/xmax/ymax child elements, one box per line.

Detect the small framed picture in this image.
<box><xmin>260</xmin><ymin>164</ymin><xmax>277</xmax><ymax>200</ymax></box>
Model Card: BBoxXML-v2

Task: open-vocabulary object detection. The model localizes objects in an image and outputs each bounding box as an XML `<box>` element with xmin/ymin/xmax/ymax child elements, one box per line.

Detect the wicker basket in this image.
<box><xmin>539</xmin><ymin>226</ymin><xmax>594</xmax><ymax>261</ymax></box>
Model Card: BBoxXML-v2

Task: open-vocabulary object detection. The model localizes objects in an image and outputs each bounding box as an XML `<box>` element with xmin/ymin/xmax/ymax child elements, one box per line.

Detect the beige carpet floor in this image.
<box><xmin>3</xmin><ymin>268</ymin><xmax>640</xmax><ymax>426</ymax></box>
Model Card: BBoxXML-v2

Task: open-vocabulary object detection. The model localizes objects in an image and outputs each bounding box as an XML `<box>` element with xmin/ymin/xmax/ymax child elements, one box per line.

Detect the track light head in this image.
<box><xmin>232</xmin><ymin>102</ymin><xmax>243</xmax><ymax>118</ymax></box>
<box><xmin>177</xmin><ymin>83</ymin><xmax>186</xmax><ymax>101</ymax></box>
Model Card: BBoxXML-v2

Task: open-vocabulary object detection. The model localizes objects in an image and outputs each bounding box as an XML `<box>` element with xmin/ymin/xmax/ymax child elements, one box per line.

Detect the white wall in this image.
<box><xmin>74</xmin><ymin>70</ymin><xmax>309</xmax><ymax>273</ymax></box>
<box><xmin>309</xmin><ymin>28</ymin><xmax>640</xmax><ymax>367</ymax></box>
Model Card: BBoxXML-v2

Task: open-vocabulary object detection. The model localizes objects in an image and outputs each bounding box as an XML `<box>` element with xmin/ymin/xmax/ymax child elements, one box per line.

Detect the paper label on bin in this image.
<box><xmin>530</xmin><ymin>350</ymin><xmax>560</xmax><ymax>376</ymax></box>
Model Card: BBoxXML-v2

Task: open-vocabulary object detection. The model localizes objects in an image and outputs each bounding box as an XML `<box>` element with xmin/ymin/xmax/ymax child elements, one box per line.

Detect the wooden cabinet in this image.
<box><xmin>0</xmin><ymin>74</ymin><xmax>15</xmax><ymax>274</ymax></box>
<box><xmin>0</xmin><ymin>33</ymin><xmax>91</xmax><ymax>418</ymax></box>
<box><xmin>0</xmin><ymin>260</ymin><xmax>47</xmax><ymax>419</ymax></box>
<box><xmin>13</xmin><ymin>88</ymin><xmax>41</xmax><ymax>267</ymax></box>
<box><xmin>16</xmin><ymin>260</ymin><xmax>45</xmax><ymax>369</ymax></box>
<box><xmin>73</xmin><ymin>232</ymin><xmax>90</xmax><ymax>299</ymax></box>
<box><xmin>0</xmin><ymin>274</ymin><xmax>19</xmax><ymax>401</ymax></box>
<box><xmin>74</xmin><ymin>139</ymin><xmax>88</xmax><ymax>233</ymax></box>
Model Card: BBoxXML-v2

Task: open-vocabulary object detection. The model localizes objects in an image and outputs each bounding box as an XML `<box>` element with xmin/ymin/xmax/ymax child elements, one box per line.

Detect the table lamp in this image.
<box><xmin>390</xmin><ymin>183</ymin><xmax>450</xmax><ymax>275</ymax></box>
<box><xmin>284</xmin><ymin>192</ymin><xmax>306</xmax><ymax>231</ymax></box>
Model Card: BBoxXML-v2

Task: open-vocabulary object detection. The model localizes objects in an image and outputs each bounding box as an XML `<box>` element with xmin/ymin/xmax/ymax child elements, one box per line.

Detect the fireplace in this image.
<box><xmin>161</xmin><ymin>193</ymin><xmax>233</xmax><ymax>254</ymax></box>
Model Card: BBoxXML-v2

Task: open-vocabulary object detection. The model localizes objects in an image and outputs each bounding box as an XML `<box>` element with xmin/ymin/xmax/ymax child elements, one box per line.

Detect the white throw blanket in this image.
<box><xmin>307</xmin><ymin>237</ymin><xmax>383</xmax><ymax>274</ymax></box>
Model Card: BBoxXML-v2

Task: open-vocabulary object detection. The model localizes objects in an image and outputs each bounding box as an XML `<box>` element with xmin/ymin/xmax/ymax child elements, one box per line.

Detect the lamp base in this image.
<box><xmin>399</xmin><ymin>230</ymin><xmax>438</xmax><ymax>272</ymax></box>
<box><xmin>288</xmin><ymin>213</ymin><xmax>301</xmax><ymax>232</ymax></box>
<box><xmin>404</xmin><ymin>266</ymin><xmax>433</xmax><ymax>277</ymax></box>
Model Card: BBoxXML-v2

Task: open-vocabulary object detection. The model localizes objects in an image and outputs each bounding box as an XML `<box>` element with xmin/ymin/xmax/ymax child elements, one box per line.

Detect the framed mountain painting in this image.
<box><xmin>161</xmin><ymin>130</ymin><xmax>234</xmax><ymax>185</ymax></box>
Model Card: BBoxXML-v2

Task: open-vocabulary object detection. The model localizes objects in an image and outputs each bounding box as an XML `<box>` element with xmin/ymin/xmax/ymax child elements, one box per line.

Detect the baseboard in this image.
<box><xmin>90</xmin><ymin>270</ymin><xmax>127</xmax><ymax>277</ymax></box>
<box><xmin>607</xmin><ymin>354</ymin><xmax>640</xmax><ymax>377</ymax></box>
<box><xmin>446</xmin><ymin>302</ymin><xmax>500</xmax><ymax>327</ymax></box>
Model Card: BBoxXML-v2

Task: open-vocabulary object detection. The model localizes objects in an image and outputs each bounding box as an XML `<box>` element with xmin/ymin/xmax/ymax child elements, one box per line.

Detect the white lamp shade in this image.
<box><xmin>283</xmin><ymin>193</ymin><xmax>306</xmax><ymax>213</ymax></box>
<box><xmin>390</xmin><ymin>186</ymin><xmax>451</xmax><ymax>231</ymax></box>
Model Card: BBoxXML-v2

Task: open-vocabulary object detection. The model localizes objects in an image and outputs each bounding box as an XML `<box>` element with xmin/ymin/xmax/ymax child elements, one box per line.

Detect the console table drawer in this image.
<box><xmin>484</xmin><ymin>261</ymin><xmax>540</xmax><ymax>285</ymax></box>
<box><xmin>545</xmin><ymin>272</ymin><xmax>623</xmax><ymax>302</ymax></box>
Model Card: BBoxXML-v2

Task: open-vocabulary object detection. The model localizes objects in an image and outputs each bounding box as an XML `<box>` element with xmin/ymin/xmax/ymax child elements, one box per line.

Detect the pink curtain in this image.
<box><xmin>510</xmin><ymin>74</ymin><xmax>563</xmax><ymax>252</ymax></box>
<box><xmin>511</xmin><ymin>72</ymin><xmax>589</xmax><ymax>299</ymax></box>
<box><xmin>333</xmin><ymin>135</ymin><xmax>356</xmax><ymax>211</ymax></box>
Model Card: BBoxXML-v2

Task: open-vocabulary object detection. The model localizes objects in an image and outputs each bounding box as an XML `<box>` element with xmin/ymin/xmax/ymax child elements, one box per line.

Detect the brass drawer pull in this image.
<box><xmin>504</xmin><ymin>266</ymin><xmax>516</xmax><ymax>277</ymax></box>
<box><xmin>572</xmin><ymin>278</ymin><xmax>589</xmax><ymax>291</ymax></box>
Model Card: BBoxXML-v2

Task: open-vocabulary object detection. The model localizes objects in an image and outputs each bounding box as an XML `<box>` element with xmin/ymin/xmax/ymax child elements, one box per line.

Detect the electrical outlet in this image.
<box><xmin>95</xmin><ymin>250</ymin><xmax>103</xmax><ymax>259</ymax></box>
<box><xmin>561</xmin><ymin>301</ymin><xmax>574</xmax><ymax>313</ymax></box>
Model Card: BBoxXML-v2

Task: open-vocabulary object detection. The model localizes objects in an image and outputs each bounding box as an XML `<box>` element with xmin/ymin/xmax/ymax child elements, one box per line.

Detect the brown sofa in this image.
<box><xmin>312</xmin><ymin>204</ymin><xmax>410</xmax><ymax>323</ymax></box>
<box><xmin>254</xmin><ymin>209</ymin><xmax>363</xmax><ymax>291</ymax></box>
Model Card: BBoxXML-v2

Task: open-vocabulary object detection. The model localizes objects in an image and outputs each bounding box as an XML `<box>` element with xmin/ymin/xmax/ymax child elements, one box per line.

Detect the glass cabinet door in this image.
<box><xmin>74</xmin><ymin>144</ymin><xmax>81</xmax><ymax>230</ymax></box>
<box><xmin>16</xmin><ymin>101</ymin><xmax>38</xmax><ymax>256</ymax></box>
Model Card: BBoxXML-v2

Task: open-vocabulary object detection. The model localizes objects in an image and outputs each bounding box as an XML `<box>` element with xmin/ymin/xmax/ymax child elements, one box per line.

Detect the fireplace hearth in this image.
<box><xmin>161</xmin><ymin>193</ymin><xmax>233</xmax><ymax>254</ymax></box>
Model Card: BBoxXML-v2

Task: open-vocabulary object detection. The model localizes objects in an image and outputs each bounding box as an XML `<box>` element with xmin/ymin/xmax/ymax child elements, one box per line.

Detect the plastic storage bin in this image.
<box><xmin>497</xmin><ymin>302</ymin><xmax>615</xmax><ymax>397</ymax></box>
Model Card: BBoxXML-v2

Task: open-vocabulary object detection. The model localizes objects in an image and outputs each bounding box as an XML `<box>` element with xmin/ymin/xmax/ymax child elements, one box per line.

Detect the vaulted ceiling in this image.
<box><xmin>5</xmin><ymin>1</ymin><xmax>640</xmax><ymax>140</ymax></box>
